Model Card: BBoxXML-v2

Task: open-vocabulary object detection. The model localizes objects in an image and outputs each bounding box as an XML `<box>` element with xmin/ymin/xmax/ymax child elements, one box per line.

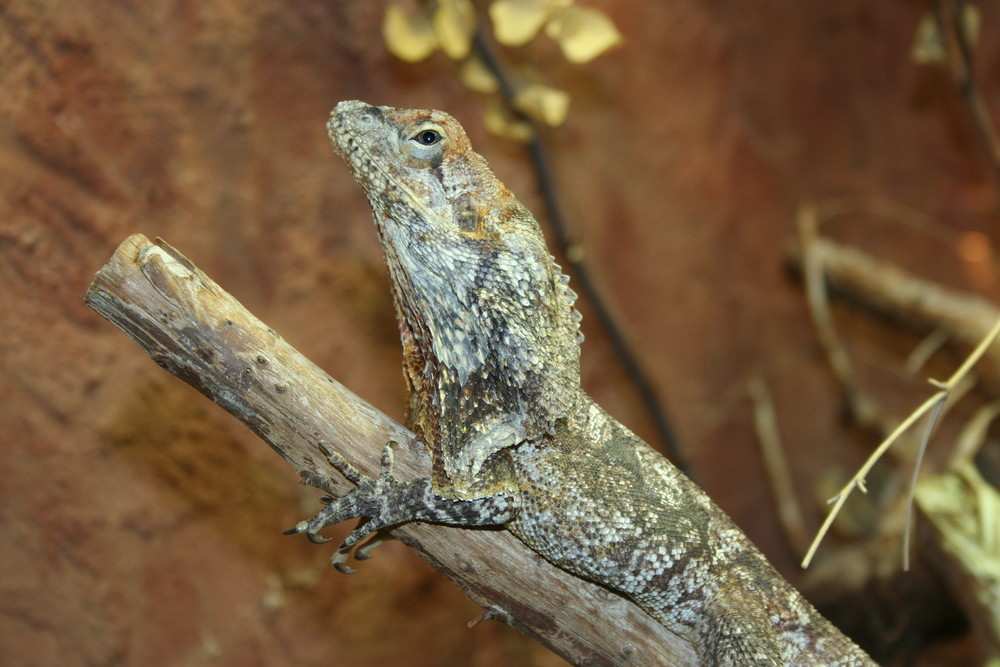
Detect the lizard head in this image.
<box><xmin>328</xmin><ymin>100</ymin><xmax>583</xmax><ymax>492</ymax></box>
<box><xmin>328</xmin><ymin>100</ymin><xmax>521</xmax><ymax>242</ymax></box>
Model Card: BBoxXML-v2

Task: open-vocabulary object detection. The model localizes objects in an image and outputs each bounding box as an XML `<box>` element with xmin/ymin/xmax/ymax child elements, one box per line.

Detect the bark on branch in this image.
<box><xmin>84</xmin><ymin>233</ymin><xmax>697</xmax><ymax>667</ymax></box>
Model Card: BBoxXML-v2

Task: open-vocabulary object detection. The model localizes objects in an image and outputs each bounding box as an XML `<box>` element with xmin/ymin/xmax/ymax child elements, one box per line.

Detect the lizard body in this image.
<box><xmin>294</xmin><ymin>100</ymin><xmax>874</xmax><ymax>666</ymax></box>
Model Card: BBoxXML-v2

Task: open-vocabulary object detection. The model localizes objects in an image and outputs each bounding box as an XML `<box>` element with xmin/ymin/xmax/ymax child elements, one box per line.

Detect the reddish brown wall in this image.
<box><xmin>2</xmin><ymin>2</ymin><xmax>996</xmax><ymax>664</ymax></box>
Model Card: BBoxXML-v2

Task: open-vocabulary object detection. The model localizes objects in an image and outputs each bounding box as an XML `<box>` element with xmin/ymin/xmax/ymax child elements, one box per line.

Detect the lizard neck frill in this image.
<box><xmin>383</xmin><ymin>212</ymin><xmax>583</xmax><ymax>497</ymax></box>
<box><xmin>330</xmin><ymin>101</ymin><xmax>584</xmax><ymax>495</ymax></box>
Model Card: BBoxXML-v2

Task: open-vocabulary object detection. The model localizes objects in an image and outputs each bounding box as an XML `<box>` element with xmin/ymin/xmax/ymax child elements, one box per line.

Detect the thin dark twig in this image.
<box><xmin>932</xmin><ymin>0</ymin><xmax>1000</xmax><ymax>189</ymax></box>
<box><xmin>470</xmin><ymin>27</ymin><xmax>689</xmax><ymax>474</ymax></box>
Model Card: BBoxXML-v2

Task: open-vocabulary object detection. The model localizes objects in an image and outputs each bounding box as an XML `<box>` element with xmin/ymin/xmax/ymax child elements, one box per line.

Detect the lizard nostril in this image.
<box><xmin>358</xmin><ymin>105</ymin><xmax>382</xmax><ymax>127</ymax></box>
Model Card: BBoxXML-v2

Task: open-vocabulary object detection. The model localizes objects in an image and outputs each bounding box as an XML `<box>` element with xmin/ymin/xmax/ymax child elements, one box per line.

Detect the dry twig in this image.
<box><xmin>747</xmin><ymin>376</ymin><xmax>810</xmax><ymax>555</ymax></box>
<box><xmin>797</xmin><ymin>212</ymin><xmax>1000</xmax><ymax>569</ymax></box>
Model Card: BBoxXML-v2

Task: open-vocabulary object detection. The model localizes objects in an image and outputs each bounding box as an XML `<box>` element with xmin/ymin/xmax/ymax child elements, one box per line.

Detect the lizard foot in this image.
<box><xmin>285</xmin><ymin>441</ymin><xmax>407</xmax><ymax>572</ymax></box>
<box><xmin>286</xmin><ymin>440</ymin><xmax>517</xmax><ymax>573</ymax></box>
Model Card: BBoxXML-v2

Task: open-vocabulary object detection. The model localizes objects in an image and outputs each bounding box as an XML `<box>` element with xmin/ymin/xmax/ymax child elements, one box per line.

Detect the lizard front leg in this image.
<box><xmin>286</xmin><ymin>441</ymin><xmax>518</xmax><ymax>572</ymax></box>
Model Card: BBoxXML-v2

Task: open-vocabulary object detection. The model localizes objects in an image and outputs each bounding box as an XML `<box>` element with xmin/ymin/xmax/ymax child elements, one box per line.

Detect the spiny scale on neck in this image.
<box><xmin>329</xmin><ymin>100</ymin><xmax>583</xmax><ymax>493</ymax></box>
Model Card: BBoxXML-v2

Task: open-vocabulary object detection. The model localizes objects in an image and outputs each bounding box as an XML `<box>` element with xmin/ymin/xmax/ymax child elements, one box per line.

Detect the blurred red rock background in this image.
<box><xmin>2</xmin><ymin>2</ymin><xmax>998</xmax><ymax>665</ymax></box>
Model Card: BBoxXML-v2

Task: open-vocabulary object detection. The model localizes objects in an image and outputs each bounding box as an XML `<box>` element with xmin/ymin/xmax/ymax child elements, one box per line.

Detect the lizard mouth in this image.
<box><xmin>327</xmin><ymin>101</ymin><xmax>436</xmax><ymax>230</ymax></box>
<box><xmin>327</xmin><ymin>103</ymin><xmax>378</xmax><ymax>174</ymax></box>
<box><xmin>327</xmin><ymin>100</ymin><xmax>379</xmax><ymax>160</ymax></box>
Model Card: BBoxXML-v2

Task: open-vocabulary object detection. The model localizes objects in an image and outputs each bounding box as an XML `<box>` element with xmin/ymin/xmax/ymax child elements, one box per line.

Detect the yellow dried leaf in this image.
<box><xmin>912</xmin><ymin>6</ymin><xmax>980</xmax><ymax>66</ymax></box>
<box><xmin>489</xmin><ymin>0</ymin><xmax>554</xmax><ymax>47</ymax></box>
<box><xmin>459</xmin><ymin>57</ymin><xmax>499</xmax><ymax>94</ymax></box>
<box><xmin>514</xmin><ymin>84</ymin><xmax>569</xmax><ymax>126</ymax></box>
<box><xmin>961</xmin><ymin>4</ymin><xmax>981</xmax><ymax>49</ymax></box>
<box><xmin>484</xmin><ymin>105</ymin><xmax>535</xmax><ymax>142</ymax></box>
<box><xmin>383</xmin><ymin>3</ymin><xmax>437</xmax><ymax>63</ymax></box>
<box><xmin>433</xmin><ymin>0</ymin><xmax>477</xmax><ymax>60</ymax></box>
<box><xmin>545</xmin><ymin>6</ymin><xmax>622</xmax><ymax>64</ymax></box>
<box><xmin>911</xmin><ymin>14</ymin><xmax>945</xmax><ymax>65</ymax></box>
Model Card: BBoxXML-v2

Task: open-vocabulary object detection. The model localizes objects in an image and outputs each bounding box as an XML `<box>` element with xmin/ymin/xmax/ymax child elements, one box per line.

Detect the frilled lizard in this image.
<box><xmin>288</xmin><ymin>100</ymin><xmax>875</xmax><ymax>666</ymax></box>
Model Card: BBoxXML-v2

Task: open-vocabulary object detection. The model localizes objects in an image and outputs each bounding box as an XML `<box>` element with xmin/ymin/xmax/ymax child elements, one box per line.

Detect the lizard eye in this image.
<box><xmin>414</xmin><ymin>129</ymin><xmax>442</xmax><ymax>146</ymax></box>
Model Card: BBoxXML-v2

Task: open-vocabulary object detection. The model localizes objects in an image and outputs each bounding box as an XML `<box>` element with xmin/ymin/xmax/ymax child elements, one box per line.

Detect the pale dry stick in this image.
<box><xmin>797</xmin><ymin>202</ymin><xmax>1000</xmax><ymax>568</ymax></box>
<box><xmin>85</xmin><ymin>233</ymin><xmax>699</xmax><ymax>667</ymax></box>
<box><xmin>747</xmin><ymin>376</ymin><xmax>809</xmax><ymax>555</ymax></box>
<box><xmin>792</xmin><ymin>197</ymin><xmax>1000</xmax><ymax>369</ymax></box>
<box><xmin>802</xmin><ymin>312</ymin><xmax>1000</xmax><ymax>568</ymax></box>
<box><xmin>797</xmin><ymin>204</ymin><xmax>880</xmax><ymax>428</ymax></box>
<box><xmin>800</xmin><ymin>236</ymin><xmax>1000</xmax><ymax>371</ymax></box>
<box><xmin>798</xmin><ymin>206</ymin><xmax>979</xmax><ymax>430</ymax></box>
<box><xmin>795</xmin><ymin>201</ymin><xmax>1000</xmax><ymax>648</ymax></box>
<box><xmin>949</xmin><ymin>399</ymin><xmax>1000</xmax><ymax>467</ymax></box>
<box><xmin>791</xmin><ymin>220</ymin><xmax>992</xmax><ymax>434</ymax></box>
<box><xmin>945</xmin><ymin>400</ymin><xmax>1000</xmax><ymax>546</ymax></box>
<box><xmin>905</xmin><ymin>329</ymin><xmax>951</xmax><ymax>375</ymax></box>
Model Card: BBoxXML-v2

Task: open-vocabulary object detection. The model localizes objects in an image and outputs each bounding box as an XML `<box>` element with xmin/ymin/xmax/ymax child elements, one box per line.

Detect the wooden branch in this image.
<box><xmin>789</xmin><ymin>235</ymin><xmax>1000</xmax><ymax>379</ymax></box>
<box><xmin>85</xmin><ymin>233</ymin><xmax>697</xmax><ymax>667</ymax></box>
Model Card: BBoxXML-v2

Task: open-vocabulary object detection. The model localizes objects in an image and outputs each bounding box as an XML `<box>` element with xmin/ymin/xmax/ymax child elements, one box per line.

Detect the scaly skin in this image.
<box><xmin>291</xmin><ymin>100</ymin><xmax>874</xmax><ymax>666</ymax></box>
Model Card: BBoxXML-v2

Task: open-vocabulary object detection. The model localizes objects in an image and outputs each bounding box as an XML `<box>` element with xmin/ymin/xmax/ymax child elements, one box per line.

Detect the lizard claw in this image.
<box><xmin>289</xmin><ymin>441</ymin><xmax>405</xmax><ymax>572</ymax></box>
<box><xmin>306</xmin><ymin>531</ymin><xmax>333</xmax><ymax>545</ymax></box>
<box><xmin>332</xmin><ymin>548</ymin><xmax>357</xmax><ymax>574</ymax></box>
<box><xmin>282</xmin><ymin>519</ymin><xmax>334</xmax><ymax>543</ymax></box>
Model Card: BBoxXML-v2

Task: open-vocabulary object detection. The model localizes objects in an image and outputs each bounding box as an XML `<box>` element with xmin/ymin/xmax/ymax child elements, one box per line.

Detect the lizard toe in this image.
<box><xmin>355</xmin><ymin>532</ymin><xmax>394</xmax><ymax>560</ymax></box>
<box><xmin>332</xmin><ymin>549</ymin><xmax>357</xmax><ymax>574</ymax></box>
